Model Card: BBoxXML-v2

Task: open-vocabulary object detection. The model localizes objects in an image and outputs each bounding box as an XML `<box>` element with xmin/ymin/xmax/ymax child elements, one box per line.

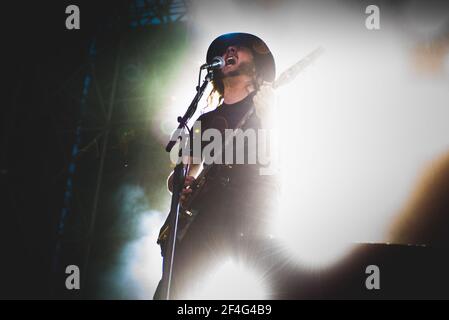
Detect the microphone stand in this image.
<box><xmin>158</xmin><ymin>69</ymin><xmax>214</xmax><ymax>300</ymax></box>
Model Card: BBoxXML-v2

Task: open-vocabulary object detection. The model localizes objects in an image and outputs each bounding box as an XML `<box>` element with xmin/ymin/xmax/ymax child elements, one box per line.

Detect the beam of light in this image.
<box><xmin>184</xmin><ymin>258</ymin><xmax>270</xmax><ymax>300</ymax></box>
<box><xmin>261</xmin><ymin>3</ymin><xmax>449</xmax><ymax>267</ymax></box>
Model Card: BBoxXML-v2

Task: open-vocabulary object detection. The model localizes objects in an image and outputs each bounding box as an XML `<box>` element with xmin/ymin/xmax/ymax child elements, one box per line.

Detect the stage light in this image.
<box><xmin>186</xmin><ymin>258</ymin><xmax>270</xmax><ymax>300</ymax></box>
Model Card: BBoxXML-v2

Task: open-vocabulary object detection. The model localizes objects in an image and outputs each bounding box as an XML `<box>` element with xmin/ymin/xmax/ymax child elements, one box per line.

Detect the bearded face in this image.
<box><xmin>216</xmin><ymin>45</ymin><xmax>256</xmax><ymax>79</ymax></box>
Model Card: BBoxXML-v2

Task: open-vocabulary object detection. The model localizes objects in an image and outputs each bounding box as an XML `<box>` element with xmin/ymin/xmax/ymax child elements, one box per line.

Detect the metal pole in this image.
<box><xmin>82</xmin><ymin>33</ymin><xmax>123</xmax><ymax>291</ymax></box>
<box><xmin>51</xmin><ymin>38</ymin><xmax>97</xmax><ymax>297</ymax></box>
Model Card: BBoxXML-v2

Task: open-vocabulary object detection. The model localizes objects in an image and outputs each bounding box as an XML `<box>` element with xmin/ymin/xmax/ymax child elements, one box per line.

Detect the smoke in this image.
<box><xmin>98</xmin><ymin>185</ymin><xmax>165</xmax><ymax>299</ymax></box>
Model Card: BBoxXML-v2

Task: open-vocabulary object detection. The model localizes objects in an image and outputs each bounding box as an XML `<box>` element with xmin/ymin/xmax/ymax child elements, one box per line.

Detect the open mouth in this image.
<box><xmin>226</xmin><ymin>56</ymin><xmax>236</xmax><ymax>65</ymax></box>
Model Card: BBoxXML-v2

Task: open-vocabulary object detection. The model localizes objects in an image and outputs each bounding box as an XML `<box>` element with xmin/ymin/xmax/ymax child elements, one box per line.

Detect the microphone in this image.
<box><xmin>200</xmin><ymin>56</ymin><xmax>225</xmax><ymax>70</ymax></box>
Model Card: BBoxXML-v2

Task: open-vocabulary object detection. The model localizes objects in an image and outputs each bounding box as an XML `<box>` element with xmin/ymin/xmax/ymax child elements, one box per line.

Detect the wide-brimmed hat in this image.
<box><xmin>206</xmin><ymin>32</ymin><xmax>276</xmax><ymax>83</ymax></box>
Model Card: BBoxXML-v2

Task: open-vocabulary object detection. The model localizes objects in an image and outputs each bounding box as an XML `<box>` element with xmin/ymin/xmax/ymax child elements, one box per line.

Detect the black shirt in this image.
<box><xmin>187</xmin><ymin>92</ymin><xmax>278</xmax><ymax>236</ymax></box>
<box><xmin>191</xmin><ymin>92</ymin><xmax>262</xmax><ymax>169</ymax></box>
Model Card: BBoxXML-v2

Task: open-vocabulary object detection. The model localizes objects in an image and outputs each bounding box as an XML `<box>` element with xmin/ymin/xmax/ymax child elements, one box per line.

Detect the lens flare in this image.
<box><xmin>186</xmin><ymin>258</ymin><xmax>270</xmax><ymax>300</ymax></box>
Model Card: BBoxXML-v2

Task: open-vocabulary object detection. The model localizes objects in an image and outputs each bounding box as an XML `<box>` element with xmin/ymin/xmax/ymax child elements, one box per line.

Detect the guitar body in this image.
<box><xmin>157</xmin><ymin>166</ymin><xmax>210</xmax><ymax>253</ymax></box>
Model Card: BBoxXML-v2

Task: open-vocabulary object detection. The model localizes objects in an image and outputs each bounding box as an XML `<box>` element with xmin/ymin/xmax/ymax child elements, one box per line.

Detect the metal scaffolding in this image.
<box><xmin>129</xmin><ymin>0</ymin><xmax>188</xmax><ymax>27</ymax></box>
<box><xmin>53</xmin><ymin>0</ymin><xmax>189</xmax><ymax>298</ymax></box>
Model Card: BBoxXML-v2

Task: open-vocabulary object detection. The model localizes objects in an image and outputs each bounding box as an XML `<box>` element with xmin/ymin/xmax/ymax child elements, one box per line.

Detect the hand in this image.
<box><xmin>180</xmin><ymin>175</ymin><xmax>195</xmax><ymax>207</ymax></box>
<box><xmin>253</xmin><ymin>82</ymin><xmax>276</xmax><ymax>123</ymax></box>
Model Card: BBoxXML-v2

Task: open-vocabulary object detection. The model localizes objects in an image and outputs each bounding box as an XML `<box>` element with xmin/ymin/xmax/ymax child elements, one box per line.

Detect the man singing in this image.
<box><xmin>155</xmin><ymin>33</ymin><xmax>279</xmax><ymax>299</ymax></box>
